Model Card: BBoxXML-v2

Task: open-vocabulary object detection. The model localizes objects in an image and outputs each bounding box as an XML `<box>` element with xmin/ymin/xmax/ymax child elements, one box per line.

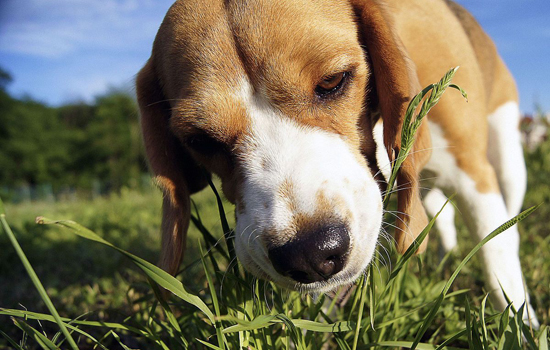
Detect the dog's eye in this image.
<box><xmin>186</xmin><ymin>134</ymin><xmax>222</xmax><ymax>155</ymax></box>
<box><xmin>315</xmin><ymin>72</ymin><xmax>349</xmax><ymax>97</ymax></box>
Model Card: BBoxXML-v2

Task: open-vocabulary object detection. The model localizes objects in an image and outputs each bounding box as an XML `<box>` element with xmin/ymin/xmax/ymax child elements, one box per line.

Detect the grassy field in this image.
<box><xmin>0</xmin><ymin>155</ymin><xmax>549</xmax><ymax>349</ymax></box>
<box><xmin>1</xmin><ymin>80</ymin><xmax>549</xmax><ymax>347</ymax></box>
<box><xmin>1</xmin><ymin>148</ymin><xmax>548</xmax><ymax>349</ymax></box>
<box><xmin>0</xmin><ymin>184</ymin><xmax>229</xmax><ymax>316</ymax></box>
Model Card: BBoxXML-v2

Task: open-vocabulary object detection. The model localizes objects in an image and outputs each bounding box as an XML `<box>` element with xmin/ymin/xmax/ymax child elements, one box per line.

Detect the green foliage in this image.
<box><xmin>0</xmin><ymin>184</ymin><xmax>227</xmax><ymax>321</ymax></box>
<box><xmin>77</xmin><ymin>92</ymin><xmax>145</xmax><ymax>190</ymax></box>
<box><xmin>0</xmin><ymin>198</ymin><xmax>78</xmax><ymax>350</ymax></box>
<box><xmin>1</xmin><ymin>185</ymin><xmax>547</xmax><ymax>349</ymax></box>
<box><xmin>0</xmin><ymin>96</ymin><xmax>66</xmax><ymax>187</ymax></box>
<box><xmin>522</xmin><ymin>134</ymin><xmax>550</xmax><ymax>326</ymax></box>
<box><xmin>0</xmin><ymin>71</ymin><xmax>145</xmax><ymax>197</ymax></box>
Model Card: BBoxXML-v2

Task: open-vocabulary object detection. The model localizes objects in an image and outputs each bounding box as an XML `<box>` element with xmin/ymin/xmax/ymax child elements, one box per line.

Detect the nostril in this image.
<box><xmin>268</xmin><ymin>224</ymin><xmax>350</xmax><ymax>284</ymax></box>
<box><xmin>317</xmin><ymin>259</ymin><xmax>336</xmax><ymax>278</ymax></box>
<box><xmin>317</xmin><ymin>255</ymin><xmax>341</xmax><ymax>277</ymax></box>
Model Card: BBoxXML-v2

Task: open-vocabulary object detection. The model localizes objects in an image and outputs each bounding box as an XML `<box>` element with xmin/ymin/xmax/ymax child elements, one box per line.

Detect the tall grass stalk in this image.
<box><xmin>384</xmin><ymin>66</ymin><xmax>467</xmax><ymax>207</ymax></box>
<box><xmin>0</xmin><ymin>198</ymin><xmax>79</xmax><ymax>350</ymax></box>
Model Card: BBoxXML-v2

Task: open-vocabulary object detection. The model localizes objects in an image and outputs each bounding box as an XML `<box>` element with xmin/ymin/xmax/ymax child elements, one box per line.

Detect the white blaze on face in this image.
<box><xmin>234</xmin><ymin>81</ymin><xmax>383</xmax><ymax>292</ymax></box>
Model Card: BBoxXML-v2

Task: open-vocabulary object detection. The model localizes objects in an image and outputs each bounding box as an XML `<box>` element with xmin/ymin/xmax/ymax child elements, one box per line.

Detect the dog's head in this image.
<box><xmin>137</xmin><ymin>0</ymin><xmax>430</xmax><ymax>293</ymax></box>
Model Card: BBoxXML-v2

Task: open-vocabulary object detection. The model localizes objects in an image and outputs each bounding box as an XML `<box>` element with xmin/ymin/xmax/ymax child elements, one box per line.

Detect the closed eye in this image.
<box><xmin>185</xmin><ymin>134</ymin><xmax>224</xmax><ymax>155</ymax></box>
<box><xmin>315</xmin><ymin>71</ymin><xmax>350</xmax><ymax>99</ymax></box>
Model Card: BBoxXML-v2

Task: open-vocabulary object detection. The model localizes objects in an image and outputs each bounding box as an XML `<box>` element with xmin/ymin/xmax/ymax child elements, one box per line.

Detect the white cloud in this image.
<box><xmin>0</xmin><ymin>0</ymin><xmax>170</xmax><ymax>58</ymax></box>
<box><xmin>0</xmin><ymin>0</ymin><xmax>172</xmax><ymax>104</ymax></box>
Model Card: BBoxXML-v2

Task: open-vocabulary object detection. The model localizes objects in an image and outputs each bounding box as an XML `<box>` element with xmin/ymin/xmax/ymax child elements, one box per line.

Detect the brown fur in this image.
<box><xmin>387</xmin><ymin>0</ymin><xmax>517</xmax><ymax>194</ymax></box>
<box><xmin>137</xmin><ymin>0</ymin><xmax>515</xmax><ymax>276</ymax></box>
<box><xmin>351</xmin><ymin>0</ymin><xmax>431</xmax><ymax>253</ymax></box>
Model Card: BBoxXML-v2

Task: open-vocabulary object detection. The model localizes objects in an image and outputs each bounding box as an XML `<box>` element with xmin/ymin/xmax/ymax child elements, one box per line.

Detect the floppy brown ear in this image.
<box><xmin>136</xmin><ymin>59</ymin><xmax>206</xmax><ymax>275</ymax></box>
<box><xmin>351</xmin><ymin>0</ymin><xmax>431</xmax><ymax>253</ymax></box>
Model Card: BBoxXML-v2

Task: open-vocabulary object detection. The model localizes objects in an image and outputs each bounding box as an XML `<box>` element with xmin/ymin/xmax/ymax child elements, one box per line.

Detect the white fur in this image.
<box><xmin>373</xmin><ymin>119</ymin><xmax>391</xmax><ymax>182</ymax></box>
<box><xmin>487</xmin><ymin>101</ymin><xmax>526</xmax><ymax>217</ymax></box>
<box><xmin>422</xmin><ymin>188</ymin><xmax>457</xmax><ymax>253</ymax></box>
<box><xmin>424</xmin><ymin>117</ymin><xmax>538</xmax><ymax>326</ymax></box>
<box><xmin>234</xmin><ymin>80</ymin><xmax>383</xmax><ymax>293</ymax></box>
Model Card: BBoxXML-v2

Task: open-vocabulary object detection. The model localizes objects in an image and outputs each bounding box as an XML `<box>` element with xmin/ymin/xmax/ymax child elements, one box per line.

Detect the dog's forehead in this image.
<box><xmin>226</xmin><ymin>0</ymin><xmax>359</xmax><ymax>65</ymax></box>
<box><xmin>163</xmin><ymin>0</ymin><xmax>366</xmax><ymax>141</ymax></box>
<box><xmin>161</xmin><ymin>0</ymin><xmax>361</xmax><ymax>79</ymax></box>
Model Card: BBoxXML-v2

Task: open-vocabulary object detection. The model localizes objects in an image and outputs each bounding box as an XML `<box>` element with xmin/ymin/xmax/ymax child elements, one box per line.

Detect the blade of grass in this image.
<box><xmin>36</xmin><ymin>216</ymin><xmax>216</xmax><ymax>324</ymax></box>
<box><xmin>497</xmin><ymin>304</ymin><xmax>512</xmax><ymax>350</ymax></box>
<box><xmin>206</xmin><ymin>177</ymin><xmax>238</xmax><ymax>276</ymax></box>
<box><xmin>0</xmin><ymin>329</ymin><xmax>24</xmax><ymax>350</ymax></box>
<box><xmin>0</xmin><ymin>198</ymin><xmax>79</xmax><ymax>350</ymax></box>
<box><xmin>369</xmin><ymin>262</ymin><xmax>376</xmax><ymax>330</ymax></box>
<box><xmin>196</xmin><ymin>339</ymin><xmax>224</xmax><ymax>350</ymax></box>
<box><xmin>222</xmin><ymin>315</ymin><xmax>279</xmax><ymax>334</ymax></box>
<box><xmin>480</xmin><ymin>294</ymin><xmax>489</xmax><ymax>349</ymax></box>
<box><xmin>499</xmin><ymin>265</ymin><xmax>538</xmax><ymax>348</ymax></box>
<box><xmin>387</xmin><ymin>195</ymin><xmax>454</xmax><ymax>283</ymax></box>
<box><xmin>4</xmin><ymin>309</ymin><xmax>133</xmax><ymax>350</ymax></box>
<box><xmin>469</xmin><ymin>301</ymin><xmax>485</xmax><ymax>350</ymax></box>
<box><xmin>434</xmin><ymin>329</ymin><xmax>468</xmax><ymax>350</ymax></box>
<box><xmin>465</xmin><ymin>298</ymin><xmax>473</xmax><ymax>348</ymax></box>
<box><xmin>221</xmin><ymin>315</ymin><xmax>352</xmax><ymax>334</ymax></box>
<box><xmin>352</xmin><ymin>273</ymin><xmax>368</xmax><ymax>350</ymax></box>
<box><xmin>334</xmin><ymin>334</ymin><xmax>352</xmax><ymax>350</ymax></box>
<box><xmin>363</xmin><ymin>340</ymin><xmax>437</xmax><ymax>349</ymax></box>
<box><xmin>190</xmin><ymin>214</ymin><xmax>230</xmax><ymax>262</ymax></box>
<box><xmin>12</xmin><ymin>318</ymin><xmax>58</xmax><ymax>350</ymax></box>
<box><xmin>1</xmin><ymin>309</ymin><xmax>145</xmax><ymax>335</ymax></box>
<box><xmin>148</xmin><ymin>278</ymin><xmax>189</xmax><ymax>348</ymax></box>
<box><xmin>522</xmin><ymin>322</ymin><xmax>539</xmax><ymax>349</ymax></box>
<box><xmin>111</xmin><ymin>331</ymin><xmax>133</xmax><ymax>350</ymax></box>
<box><xmin>290</xmin><ymin>320</ymin><xmax>353</xmax><ymax>333</ymax></box>
<box><xmin>199</xmin><ymin>242</ymin><xmax>226</xmax><ymax>350</ymax></box>
<box><xmin>276</xmin><ymin>314</ymin><xmax>306</xmax><ymax>349</ymax></box>
<box><xmin>347</xmin><ymin>279</ymin><xmax>364</xmax><ymax>322</ymax></box>
<box><xmin>410</xmin><ymin>205</ymin><xmax>538</xmax><ymax>350</ymax></box>
<box><xmin>539</xmin><ymin>326</ymin><xmax>548</xmax><ymax>350</ymax></box>
<box><xmin>376</xmin><ymin>192</ymin><xmax>454</xmax><ymax>333</ymax></box>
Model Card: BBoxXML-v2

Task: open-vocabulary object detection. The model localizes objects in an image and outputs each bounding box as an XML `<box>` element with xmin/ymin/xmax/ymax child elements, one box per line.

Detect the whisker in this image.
<box><xmin>220</xmin><ymin>255</ymin><xmax>240</xmax><ymax>295</ymax></box>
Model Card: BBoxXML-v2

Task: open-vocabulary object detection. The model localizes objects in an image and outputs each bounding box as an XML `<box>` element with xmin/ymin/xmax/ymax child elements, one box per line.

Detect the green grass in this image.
<box><xmin>1</xmin><ymin>69</ymin><xmax>549</xmax><ymax>349</ymax></box>
<box><xmin>2</xmin><ymin>184</ymin><xmax>548</xmax><ymax>349</ymax></box>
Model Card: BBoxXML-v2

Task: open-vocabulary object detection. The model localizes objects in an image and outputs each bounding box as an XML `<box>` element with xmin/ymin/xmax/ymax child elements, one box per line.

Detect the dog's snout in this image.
<box><xmin>268</xmin><ymin>224</ymin><xmax>350</xmax><ymax>284</ymax></box>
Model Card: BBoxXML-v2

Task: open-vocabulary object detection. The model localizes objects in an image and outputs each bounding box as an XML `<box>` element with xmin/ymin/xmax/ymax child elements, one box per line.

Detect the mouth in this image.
<box><xmin>241</xmin><ymin>253</ymin><xmax>364</xmax><ymax>294</ymax></box>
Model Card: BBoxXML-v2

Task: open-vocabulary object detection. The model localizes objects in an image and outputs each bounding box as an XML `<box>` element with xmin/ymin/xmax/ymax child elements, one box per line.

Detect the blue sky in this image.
<box><xmin>0</xmin><ymin>0</ymin><xmax>548</xmax><ymax>113</ymax></box>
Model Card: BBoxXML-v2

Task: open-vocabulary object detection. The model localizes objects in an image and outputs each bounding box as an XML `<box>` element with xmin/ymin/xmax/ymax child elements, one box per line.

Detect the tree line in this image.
<box><xmin>0</xmin><ymin>67</ymin><xmax>148</xmax><ymax>200</ymax></box>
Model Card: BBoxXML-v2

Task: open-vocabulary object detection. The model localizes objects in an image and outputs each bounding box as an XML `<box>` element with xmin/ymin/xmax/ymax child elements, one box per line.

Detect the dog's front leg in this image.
<box><xmin>454</xmin><ymin>180</ymin><xmax>539</xmax><ymax>328</ymax></box>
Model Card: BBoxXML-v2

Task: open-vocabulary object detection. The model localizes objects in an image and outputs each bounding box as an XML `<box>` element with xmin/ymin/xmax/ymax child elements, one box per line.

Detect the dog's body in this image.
<box><xmin>137</xmin><ymin>0</ymin><xmax>537</xmax><ymax>324</ymax></box>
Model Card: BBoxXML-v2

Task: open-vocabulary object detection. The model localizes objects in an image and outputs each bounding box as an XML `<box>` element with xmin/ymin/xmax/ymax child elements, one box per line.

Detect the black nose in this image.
<box><xmin>268</xmin><ymin>224</ymin><xmax>350</xmax><ymax>284</ymax></box>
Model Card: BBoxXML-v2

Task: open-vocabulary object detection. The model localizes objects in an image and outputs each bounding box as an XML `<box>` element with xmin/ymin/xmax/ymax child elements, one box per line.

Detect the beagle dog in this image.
<box><xmin>137</xmin><ymin>0</ymin><xmax>537</xmax><ymax>325</ymax></box>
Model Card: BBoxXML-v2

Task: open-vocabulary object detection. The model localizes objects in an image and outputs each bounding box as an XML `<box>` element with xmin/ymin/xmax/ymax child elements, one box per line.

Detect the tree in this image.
<box><xmin>0</xmin><ymin>68</ymin><xmax>146</xmax><ymax>195</ymax></box>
